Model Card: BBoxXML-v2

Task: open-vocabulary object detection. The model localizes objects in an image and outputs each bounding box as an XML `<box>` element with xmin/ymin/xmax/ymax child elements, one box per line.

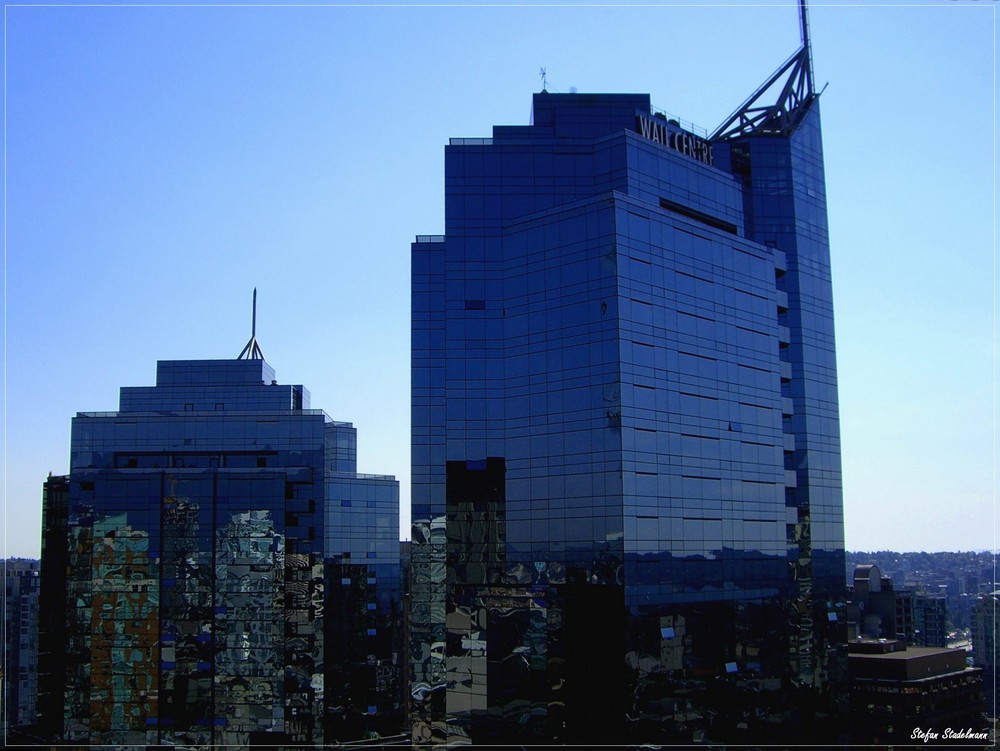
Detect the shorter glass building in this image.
<box><xmin>324</xmin><ymin>420</ymin><xmax>403</xmax><ymax>741</ymax></box>
<box><xmin>38</xmin><ymin>356</ymin><xmax>400</xmax><ymax>747</ymax></box>
<box><xmin>3</xmin><ymin>558</ymin><xmax>40</xmax><ymax>731</ymax></box>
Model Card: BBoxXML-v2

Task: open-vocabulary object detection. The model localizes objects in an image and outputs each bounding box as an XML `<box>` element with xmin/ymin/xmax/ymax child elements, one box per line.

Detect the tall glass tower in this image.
<box><xmin>410</xmin><ymin>13</ymin><xmax>845</xmax><ymax>746</ymax></box>
<box><xmin>39</xmin><ymin>354</ymin><xmax>401</xmax><ymax>747</ymax></box>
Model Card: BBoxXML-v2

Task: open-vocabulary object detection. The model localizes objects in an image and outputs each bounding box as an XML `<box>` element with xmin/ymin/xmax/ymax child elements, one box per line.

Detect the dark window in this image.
<box><xmin>660</xmin><ymin>197</ymin><xmax>737</xmax><ymax>235</ymax></box>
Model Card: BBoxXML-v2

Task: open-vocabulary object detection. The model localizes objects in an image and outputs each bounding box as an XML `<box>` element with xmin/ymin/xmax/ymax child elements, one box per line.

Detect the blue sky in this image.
<box><xmin>2</xmin><ymin>0</ymin><xmax>995</xmax><ymax>557</ymax></box>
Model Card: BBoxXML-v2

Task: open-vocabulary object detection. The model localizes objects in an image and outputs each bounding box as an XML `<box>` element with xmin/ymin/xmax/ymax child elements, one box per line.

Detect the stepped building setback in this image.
<box><xmin>410</xmin><ymin>4</ymin><xmax>845</xmax><ymax>745</ymax></box>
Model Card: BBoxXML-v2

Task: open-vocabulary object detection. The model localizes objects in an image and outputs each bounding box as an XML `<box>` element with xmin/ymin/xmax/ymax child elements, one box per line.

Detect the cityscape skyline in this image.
<box><xmin>4</xmin><ymin>0</ymin><xmax>995</xmax><ymax>558</ymax></box>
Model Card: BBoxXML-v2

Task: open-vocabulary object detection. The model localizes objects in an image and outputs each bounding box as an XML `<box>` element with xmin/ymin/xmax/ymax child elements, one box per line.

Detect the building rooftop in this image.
<box><xmin>849</xmin><ymin>641</ymin><xmax>972</xmax><ymax>681</ymax></box>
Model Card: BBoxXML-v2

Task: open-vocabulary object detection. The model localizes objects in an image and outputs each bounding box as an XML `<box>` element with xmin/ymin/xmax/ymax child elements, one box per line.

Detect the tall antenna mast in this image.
<box><xmin>799</xmin><ymin>0</ymin><xmax>815</xmax><ymax>96</ymax></box>
<box><xmin>237</xmin><ymin>288</ymin><xmax>265</xmax><ymax>360</ymax></box>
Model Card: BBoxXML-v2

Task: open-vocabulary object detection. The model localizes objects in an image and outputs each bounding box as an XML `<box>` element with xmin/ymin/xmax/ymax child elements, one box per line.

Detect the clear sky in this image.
<box><xmin>2</xmin><ymin>0</ymin><xmax>995</xmax><ymax>557</ymax></box>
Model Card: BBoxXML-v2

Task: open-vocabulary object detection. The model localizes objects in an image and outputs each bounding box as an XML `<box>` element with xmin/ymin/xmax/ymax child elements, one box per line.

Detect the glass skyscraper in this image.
<box><xmin>38</xmin><ymin>356</ymin><xmax>401</xmax><ymax>747</ymax></box>
<box><xmin>410</xmin><ymin>25</ymin><xmax>845</xmax><ymax>747</ymax></box>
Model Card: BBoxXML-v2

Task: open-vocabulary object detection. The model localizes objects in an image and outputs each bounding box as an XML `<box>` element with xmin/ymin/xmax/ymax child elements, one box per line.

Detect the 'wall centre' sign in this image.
<box><xmin>636</xmin><ymin>114</ymin><xmax>714</xmax><ymax>166</ymax></box>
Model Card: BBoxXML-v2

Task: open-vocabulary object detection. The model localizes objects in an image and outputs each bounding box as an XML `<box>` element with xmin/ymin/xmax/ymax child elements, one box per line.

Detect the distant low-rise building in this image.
<box><xmin>847</xmin><ymin>564</ymin><xmax>914</xmax><ymax>643</ymax></box>
<box><xmin>894</xmin><ymin>588</ymin><xmax>915</xmax><ymax>644</ymax></box>
<box><xmin>847</xmin><ymin>564</ymin><xmax>953</xmax><ymax>652</ymax></box>
<box><xmin>845</xmin><ymin>551</ymin><xmax>998</xmax><ymax>638</ymax></box>
<box><xmin>971</xmin><ymin>591</ymin><xmax>998</xmax><ymax>707</ymax></box>
<box><xmin>848</xmin><ymin>639</ymin><xmax>986</xmax><ymax>745</ymax></box>
<box><xmin>971</xmin><ymin>591</ymin><xmax>998</xmax><ymax>668</ymax></box>
<box><xmin>913</xmin><ymin>590</ymin><xmax>949</xmax><ymax>648</ymax></box>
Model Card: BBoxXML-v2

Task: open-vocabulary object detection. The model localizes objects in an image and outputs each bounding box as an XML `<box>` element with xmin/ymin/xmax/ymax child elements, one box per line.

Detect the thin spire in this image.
<box><xmin>237</xmin><ymin>288</ymin><xmax>265</xmax><ymax>360</ymax></box>
<box><xmin>799</xmin><ymin>0</ymin><xmax>812</xmax><ymax>70</ymax></box>
<box><xmin>800</xmin><ymin>0</ymin><xmax>815</xmax><ymax>96</ymax></box>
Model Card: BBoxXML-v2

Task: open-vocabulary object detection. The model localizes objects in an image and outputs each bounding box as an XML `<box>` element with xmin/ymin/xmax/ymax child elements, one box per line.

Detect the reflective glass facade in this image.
<box><xmin>41</xmin><ymin>358</ymin><xmax>400</xmax><ymax>747</ymax></box>
<box><xmin>411</xmin><ymin>90</ymin><xmax>845</xmax><ymax>744</ymax></box>
<box><xmin>3</xmin><ymin>558</ymin><xmax>40</xmax><ymax>730</ymax></box>
<box><xmin>324</xmin><ymin>420</ymin><xmax>404</xmax><ymax>740</ymax></box>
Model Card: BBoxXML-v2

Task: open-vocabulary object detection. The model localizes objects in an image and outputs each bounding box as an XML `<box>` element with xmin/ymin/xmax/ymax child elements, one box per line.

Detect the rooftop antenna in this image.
<box><xmin>539</xmin><ymin>67</ymin><xmax>547</xmax><ymax>92</ymax></box>
<box><xmin>800</xmin><ymin>0</ymin><xmax>814</xmax><ymax>83</ymax></box>
<box><xmin>237</xmin><ymin>287</ymin><xmax>265</xmax><ymax>360</ymax></box>
<box><xmin>799</xmin><ymin>0</ymin><xmax>815</xmax><ymax>97</ymax></box>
